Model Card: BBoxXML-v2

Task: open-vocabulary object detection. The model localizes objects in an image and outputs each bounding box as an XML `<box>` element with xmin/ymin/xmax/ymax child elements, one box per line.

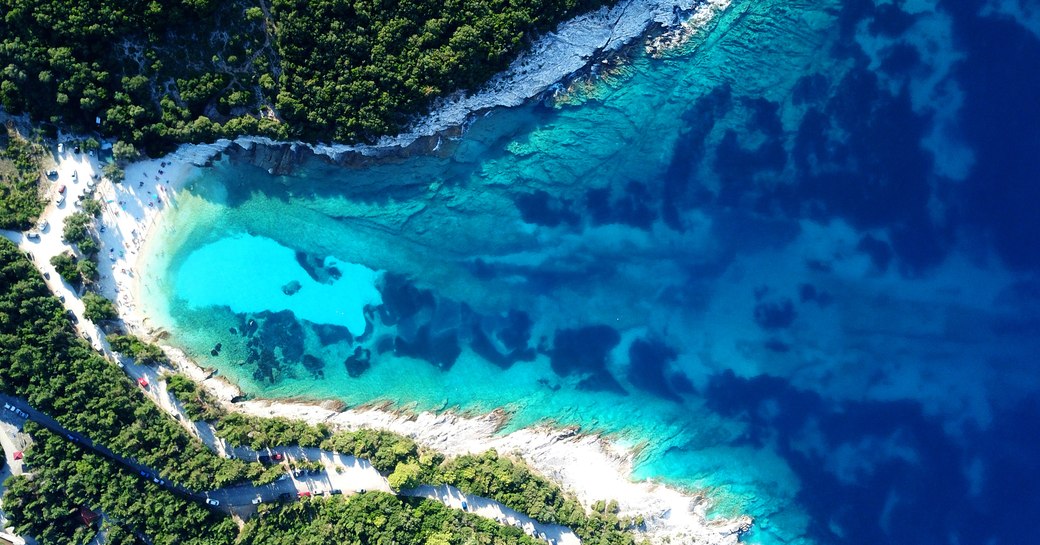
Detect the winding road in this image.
<box><xmin>0</xmin><ymin>393</ymin><xmax>576</xmax><ymax>545</ymax></box>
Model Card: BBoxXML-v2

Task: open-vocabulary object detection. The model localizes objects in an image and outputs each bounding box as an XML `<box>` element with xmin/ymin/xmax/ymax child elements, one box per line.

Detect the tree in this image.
<box><xmin>50</xmin><ymin>252</ymin><xmax>79</xmax><ymax>286</ymax></box>
<box><xmin>82</xmin><ymin>292</ymin><xmax>117</xmax><ymax>322</ymax></box>
<box><xmin>111</xmin><ymin>140</ymin><xmax>139</xmax><ymax>163</ymax></box>
<box><xmin>387</xmin><ymin>461</ymin><xmax>423</xmax><ymax>491</ymax></box>
<box><xmin>82</xmin><ymin>137</ymin><xmax>100</xmax><ymax>152</ymax></box>
<box><xmin>107</xmin><ymin>334</ymin><xmax>168</xmax><ymax>365</ymax></box>
<box><xmin>62</xmin><ymin>212</ymin><xmax>93</xmax><ymax>246</ymax></box>
<box><xmin>76</xmin><ymin>258</ymin><xmax>99</xmax><ymax>283</ymax></box>
<box><xmin>102</xmin><ymin>161</ymin><xmax>124</xmax><ymax>183</ymax></box>
<box><xmin>81</xmin><ymin>198</ymin><xmax>102</xmax><ymax>217</ymax></box>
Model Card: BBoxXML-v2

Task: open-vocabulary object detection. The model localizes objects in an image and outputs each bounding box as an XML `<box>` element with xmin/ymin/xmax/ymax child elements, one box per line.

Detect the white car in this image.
<box><xmin>26</xmin><ymin>231</ymin><xmax>40</xmax><ymax>241</ymax></box>
<box><xmin>38</xmin><ymin>220</ymin><xmax>49</xmax><ymax>232</ymax></box>
<box><xmin>206</xmin><ymin>498</ymin><xmax>220</xmax><ymax>506</ymax></box>
<box><xmin>56</xmin><ymin>193</ymin><xmax>66</xmax><ymax>205</ymax></box>
<box><xmin>251</xmin><ymin>496</ymin><xmax>263</xmax><ymax>505</ymax></box>
<box><xmin>71</xmin><ymin>171</ymin><xmax>78</xmax><ymax>182</ymax></box>
<box><xmin>57</xmin><ymin>143</ymin><xmax>64</xmax><ymax>154</ymax></box>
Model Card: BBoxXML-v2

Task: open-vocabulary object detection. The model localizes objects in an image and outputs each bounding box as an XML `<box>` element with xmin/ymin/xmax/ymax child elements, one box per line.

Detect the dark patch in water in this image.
<box><xmin>514</xmin><ymin>190</ymin><xmax>580</xmax><ymax>227</ymax></box>
<box><xmin>378</xmin><ymin>273</ymin><xmax>435</xmax><ymax>325</ymax></box>
<box><xmin>627</xmin><ymin>338</ymin><xmax>680</xmax><ymax>401</ymax></box>
<box><xmin>312</xmin><ymin>323</ymin><xmax>354</xmax><ymax>345</ymax></box>
<box><xmin>301</xmin><ymin>354</ymin><xmax>325</xmax><ymax>378</ymax></box>
<box><xmin>585</xmin><ymin>181</ymin><xmax>657</xmax><ymax>229</ymax></box>
<box><xmin>754</xmin><ymin>298</ymin><xmax>796</xmax><ymax>330</ymax></box>
<box><xmin>857</xmin><ymin>234</ymin><xmax>893</xmax><ymax>272</ymax></box>
<box><xmin>344</xmin><ymin>346</ymin><xmax>372</xmax><ymax>378</ymax></box>
<box><xmin>294</xmin><ymin>251</ymin><xmax>341</xmax><ymax>284</ymax></box>
<box><xmin>282</xmin><ymin>279</ymin><xmax>302</xmax><ymax>296</ymax></box>
<box><xmin>550</xmin><ymin>325</ymin><xmax>625</xmax><ymax>393</ymax></box>
<box><xmin>470</xmin><ymin>310</ymin><xmax>535</xmax><ymax>368</ymax></box>
<box><xmin>395</xmin><ymin>324</ymin><xmax>462</xmax><ymax>370</ymax></box>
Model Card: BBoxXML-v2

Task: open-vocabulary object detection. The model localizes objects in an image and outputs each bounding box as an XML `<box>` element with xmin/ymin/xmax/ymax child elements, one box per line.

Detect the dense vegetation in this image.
<box><xmin>0</xmin><ymin>0</ymin><xmax>609</xmax><ymax>151</ymax></box>
<box><xmin>215</xmin><ymin>413</ymin><xmax>331</xmax><ymax>449</ymax></box>
<box><xmin>211</xmin><ymin>409</ymin><xmax>641</xmax><ymax>543</ymax></box>
<box><xmin>270</xmin><ymin>0</ymin><xmax>609</xmax><ymax>141</ymax></box>
<box><xmin>0</xmin><ymin>238</ymin><xmax>259</xmax><ymax>490</ymax></box>
<box><xmin>0</xmin><ymin>128</ymin><xmax>44</xmax><ymax>230</ymax></box>
<box><xmin>436</xmin><ymin>450</ymin><xmax>643</xmax><ymax>545</ymax></box>
<box><xmin>239</xmin><ymin>492</ymin><xmax>543</xmax><ymax>545</ymax></box>
<box><xmin>3</xmin><ymin>424</ymin><xmax>238</xmax><ymax>545</ymax></box>
<box><xmin>165</xmin><ymin>372</ymin><xmax>225</xmax><ymax>421</ymax></box>
<box><xmin>108</xmin><ymin>333</ymin><xmax>170</xmax><ymax>365</ymax></box>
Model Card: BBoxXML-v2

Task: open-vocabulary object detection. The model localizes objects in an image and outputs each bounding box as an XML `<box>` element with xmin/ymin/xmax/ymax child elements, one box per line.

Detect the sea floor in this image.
<box><xmin>139</xmin><ymin>0</ymin><xmax>1040</xmax><ymax>543</ymax></box>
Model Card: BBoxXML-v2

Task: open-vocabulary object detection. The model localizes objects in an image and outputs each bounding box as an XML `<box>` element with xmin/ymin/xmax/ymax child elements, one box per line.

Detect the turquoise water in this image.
<box><xmin>140</xmin><ymin>0</ymin><xmax>1040</xmax><ymax>544</ymax></box>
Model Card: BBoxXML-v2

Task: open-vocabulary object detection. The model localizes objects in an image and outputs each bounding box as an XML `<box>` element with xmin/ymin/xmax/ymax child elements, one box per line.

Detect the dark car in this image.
<box><xmin>330</xmin><ymin>489</ymin><xmax>342</xmax><ymax>495</ymax></box>
<box><xmin>258</xmin><ymin>455</ymin><xmax>271</xmax><ymax>463</ymax></box>
<box><xmin>278</xmin><ymin>492</ymin><xmax>292</xmax><ymax>502</ymax></box>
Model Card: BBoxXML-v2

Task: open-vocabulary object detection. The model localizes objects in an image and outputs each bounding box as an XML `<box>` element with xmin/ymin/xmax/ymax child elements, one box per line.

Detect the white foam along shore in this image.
<box><xmin>52</xmin><ymin>0</ymin><xmax>753</xmax><ymax>542</ymax></box>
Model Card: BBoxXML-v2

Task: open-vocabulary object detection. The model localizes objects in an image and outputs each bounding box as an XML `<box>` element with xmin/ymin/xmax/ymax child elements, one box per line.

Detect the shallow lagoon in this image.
<box><xmin>140</xmin><ymin>0</ymin><xmax>1040</xmax><ymax>543</ymax></box>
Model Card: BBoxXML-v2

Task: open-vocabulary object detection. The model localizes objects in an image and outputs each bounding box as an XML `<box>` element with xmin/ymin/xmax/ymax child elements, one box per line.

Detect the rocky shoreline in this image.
<box><xmin>52</xmin><ymin>0</ymin><xmax>755</xmax><ymax>541</ymax></box>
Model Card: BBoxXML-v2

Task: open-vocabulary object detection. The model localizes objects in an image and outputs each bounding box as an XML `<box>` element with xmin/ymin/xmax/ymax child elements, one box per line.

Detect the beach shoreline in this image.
<box><xmin>49</xmin><ymin>1</ymin><xmax>755</xmax><ymax>542</ymax></box>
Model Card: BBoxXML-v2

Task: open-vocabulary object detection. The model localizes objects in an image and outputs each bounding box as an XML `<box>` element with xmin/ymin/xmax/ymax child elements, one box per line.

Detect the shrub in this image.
<box><xmin>82</xmin><ymin>292</ymin><xmax>117</xmax><ymax>322</ymax></box>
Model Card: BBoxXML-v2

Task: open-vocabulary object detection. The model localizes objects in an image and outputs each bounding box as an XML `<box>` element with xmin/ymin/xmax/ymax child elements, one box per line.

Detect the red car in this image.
<box><xmin>137</xmin><ymin>377</ymin><xmax>149</xmax><ymax>388</ymax></box>
<box><xmin>297</xmin><ymin>491</ymin><xmax>311</xmax><ymax>498</ymax></box>
<box><xmin>272</xmin><ymin>453</ymin><xmax>284</xmax><ymax>461</ymax></box>
<box><xmin>58</xmin><ymin>184</ymin><xmax>66</xmax><ymax>194</ymax></box>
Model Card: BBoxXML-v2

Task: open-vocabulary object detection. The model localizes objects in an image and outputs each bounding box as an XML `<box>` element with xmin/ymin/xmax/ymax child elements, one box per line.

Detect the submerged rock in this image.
<box><xmin>281</xmin><ymin>279</ymin><xmax>302</xmax><ymax>296</ymax></box>
<box><xmin>344</xmin><ymin>347</ymin><xmax>372</xmax><ymax>378</ymax></box>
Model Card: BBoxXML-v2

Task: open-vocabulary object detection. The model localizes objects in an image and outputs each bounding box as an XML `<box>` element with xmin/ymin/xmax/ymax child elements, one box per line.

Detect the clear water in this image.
<box><xmin>139</xmin><ymin>0</ymin><xmax>1040</xmax><ymax>543</ymax></box>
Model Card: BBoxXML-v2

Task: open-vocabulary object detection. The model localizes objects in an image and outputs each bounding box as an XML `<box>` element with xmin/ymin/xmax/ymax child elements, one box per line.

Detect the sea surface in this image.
<box><xmin>138</xmin><ymin>0</ymin><xmax>1040</xmax><ymax>543</ymax></box>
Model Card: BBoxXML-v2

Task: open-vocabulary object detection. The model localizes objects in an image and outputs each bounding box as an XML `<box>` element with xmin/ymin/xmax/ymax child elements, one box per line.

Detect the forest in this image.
<box><xmin>3</xmin><ymin>424</ymin><xmax>238</xmax><ymax>545</ymax></box>
<box><xmin>0</xmin><ymin>129</ymin><xmax>45</xmax><ymax>230</ymax></box>
<box><xmin>0</xmin><ymin>0</ymin><xmax>610</xmax><ymax>151</ymax></box>
<box><xmin>0</xmin><ymin>238</ymin><xmax>260</xmax><ymax>490</ymax></box>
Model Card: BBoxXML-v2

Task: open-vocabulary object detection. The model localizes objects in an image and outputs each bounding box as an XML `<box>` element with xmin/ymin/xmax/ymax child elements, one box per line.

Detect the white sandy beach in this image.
<box><xmin>2</xmin><ymin>0</ymin><xmax>754</xmax><ymax>542</ymax></box>
<box><xmin>80</xmin><ymin>141</ymin><xmax>751</xmax><ymax>543</ymax></box>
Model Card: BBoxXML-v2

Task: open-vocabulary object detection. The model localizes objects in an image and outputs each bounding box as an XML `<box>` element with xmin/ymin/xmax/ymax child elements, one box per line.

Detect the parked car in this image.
<box><xmin>206</xmin><ymin>498</ymin><xmax>220</xmax><ymax>506</ymax></box>
<box><xmin>297</xmin><ymin>491</ymin><xmax>311</xmax><ymax>498</ymax></box>
<box><xmin>56</xmin><ymin>193</ymin><xmax>65</xmax><ymax>205</ymax></box>
<box><xmin>258</xmin><ymin>455</ymin><xmax>271</xmax><ymax>463</ymax></box>
<box><xmin>277</xmin><ymin>492</ymin><xmax>292</xmax><ymax>502</ymax></box>
<box><xmin>251</xmin><ymin>496</ymin><xmax>263</xmax><ymax>505</ymax></box>
<box><xmin>39</xmin><ymin>220</ymin><xmax>49</xmax><ymax>232</ymax></box>
<box><xmin>330</xmin><ymin>489</ymin><xmax>342</xmax><ymax>495</ymax></box>
<box><xmin>58</xmin><ymin>184</ymin><xmax>66</xmax><ymax>194</ymax></box>
<box><xmin>26</xmin><ymin>231</ymin><xmax>40</xmax><ymax>241</ymax></box>
<box><xmin>137</xmin><ymin>377</ymin><xmax>149</xmax><ymax>388</ymax></box>
<box><xmin>57</xmin><ymin>143</ymin><xmax>64</xmax><ymax>154</ymax></box>
<box><xmin>271</xmin><ymin>453</ymin><xmax>284</xmax><ymax>461</ymax></box>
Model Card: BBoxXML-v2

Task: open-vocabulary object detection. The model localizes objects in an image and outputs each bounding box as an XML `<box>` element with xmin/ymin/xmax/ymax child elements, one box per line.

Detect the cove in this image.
<box><xmin>139</xmin><ymin>0</ymin><xmax>1040</xmax><ymax>544</ymax></box>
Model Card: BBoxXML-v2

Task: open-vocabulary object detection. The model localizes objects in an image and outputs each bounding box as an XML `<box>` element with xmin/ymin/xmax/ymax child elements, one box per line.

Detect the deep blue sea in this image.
<box><xmin>139</xmin><ymin>0</ymin><xmax>1040</xmax><ymax>543</ymax></box>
